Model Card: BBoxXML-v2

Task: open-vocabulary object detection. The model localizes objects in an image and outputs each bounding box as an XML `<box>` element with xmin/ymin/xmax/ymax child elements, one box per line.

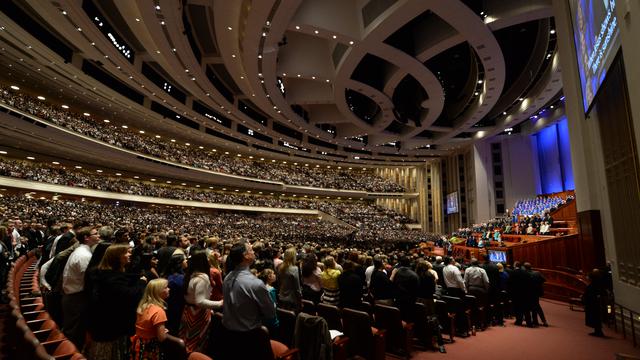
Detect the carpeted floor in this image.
<box><xmin>409</xmin><ymin>299</ymin><xmax>640</xmax><ymax>360</ymax></box>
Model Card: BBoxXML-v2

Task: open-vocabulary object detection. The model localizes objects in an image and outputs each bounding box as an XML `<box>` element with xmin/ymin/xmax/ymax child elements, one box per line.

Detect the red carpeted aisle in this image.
<box><xmin>409</xmin><ymin>299</ymin><xmax>640</xmax><ymax>360</ymax></box>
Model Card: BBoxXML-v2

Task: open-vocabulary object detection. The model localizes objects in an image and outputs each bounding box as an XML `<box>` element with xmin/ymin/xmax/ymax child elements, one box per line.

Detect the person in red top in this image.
<box><xmin>131</xmin><ymin>278</ymin><xmax>181</xmax><ymax>360</ymax></box>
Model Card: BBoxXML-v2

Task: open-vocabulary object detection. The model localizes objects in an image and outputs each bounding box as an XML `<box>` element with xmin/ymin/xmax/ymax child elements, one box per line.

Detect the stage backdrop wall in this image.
<box><xmin>532</xmin><ymin>117</ymin><xmax>575</xmax><ymax>194</ymax></box>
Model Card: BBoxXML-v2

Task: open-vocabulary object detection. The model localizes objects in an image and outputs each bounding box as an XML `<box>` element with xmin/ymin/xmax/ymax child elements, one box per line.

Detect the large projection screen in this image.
<box><xmin>569</xmin><ymin>0</ymin><xmax>620</xmax><ymax>113</ymax></box>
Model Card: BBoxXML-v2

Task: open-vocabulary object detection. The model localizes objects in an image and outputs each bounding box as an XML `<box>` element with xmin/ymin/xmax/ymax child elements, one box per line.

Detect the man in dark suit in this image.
<box><xmin>525</xmin><ymin>262</ymin><xmax>548</xmax><ymax>326</ymax></box>
<box><xmin>509</xmin><ymin>261</ymin><xmax>533</xmax><ymax>327</ymax></box>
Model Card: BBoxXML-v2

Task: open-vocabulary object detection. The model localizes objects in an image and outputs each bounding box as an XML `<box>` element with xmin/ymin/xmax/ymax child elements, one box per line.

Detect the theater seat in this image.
<box><xmin>373</xmin><ymin>304</ymin><xmax>413</xmax><ymax>358</ymax></box>
<box><xmin>188</xmin><ymin>352</ymin><xmax>213</xmax><ymax>360</ymax></box>
<box><xmin>264</xmin><ymin>326</ymin><xmax>299</xmax><ymax>360</ymax></box>
<box><xmin>341</xmin><ymin>308</ymin><xmax>385</xmax><ymax>360</ymax></box>
<box><xmin>317</xmin><ymin>303</ymin><xmax>343</xmax><ymax>331</ymax></box>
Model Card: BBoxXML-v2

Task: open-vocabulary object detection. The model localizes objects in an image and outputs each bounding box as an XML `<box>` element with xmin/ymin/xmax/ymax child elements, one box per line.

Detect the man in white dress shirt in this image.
<box><xmin>61</xmin><ymin>226</ymin><xmax>100</xmax><ymax>348</ymax></box>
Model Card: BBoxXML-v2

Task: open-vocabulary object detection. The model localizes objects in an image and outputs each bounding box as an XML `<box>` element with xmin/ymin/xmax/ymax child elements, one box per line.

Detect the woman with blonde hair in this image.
<box><xmin>277</xmin><ymin>247</ymin><xmax>302</xmax><ymax>311</ymax></box>
<box><xmin>85</xmin><ymin>244</ymin><xmax>146</xmax><ymax>360</ymax></box>
<box><xmin>320</xmin><ymin>255</ymin><xmax>341</xmax><ymax>305</ymax></box>
<box><xmin>207</xmin><ymin>250</ymin><xmax>223</xmax><ymax>301</ymax></box>
<box><xmin>131</xmin><ymin>278</ymin><xmax>180</xmax><ymax>360</ymax></box>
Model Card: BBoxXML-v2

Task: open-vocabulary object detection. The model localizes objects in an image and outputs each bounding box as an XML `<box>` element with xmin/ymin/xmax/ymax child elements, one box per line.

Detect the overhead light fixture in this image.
<box><xmin>550</xmin><ymin>29</ymin><xmax>556</xmax><ymax>34</ymax></box>
<box><xmin>37</xmin><ymin>96</ymin><xmax>45</xmax><ymax>100</ymax></box>
<box><xmin>227</xmin><ymin>26</ymin><xmax>232</xmax><ymax>30</ymax></box>
<box><xmin>103</xmin><ymin>119</ymin><xmax>110</xmax><ymax>123</ymax></box>
<box><xmin>295</xmin><ymin>25</ymin><xmax>300</xmax><ymax>30</ymax></box>
<box><xmin>121</xmin><ymin>125</ymin><xmax>128</xmax><ymax>129</ymax></box>
<box><xmin>61</xmin><ymin>105</ymin><xmax>69</xmax><ymax>109</ymax></box>
<box><xmin>83</xmin><ymin>112</ymin><xmax>90</xmax><ymax>116</ymax></box>
<box><xmin>10</xmin><ymin>85</ymin><xmax>19</xmax><ymax>90</ymax></box>
<box><xmin>155</xmin><ymin>5</ymin><xmax>161</xmax><ymax>10</ymax></box>
<box><xmin>75</xmin><ymin>165</ymin><xmax>82</xmax><ymax>169</ymax></box>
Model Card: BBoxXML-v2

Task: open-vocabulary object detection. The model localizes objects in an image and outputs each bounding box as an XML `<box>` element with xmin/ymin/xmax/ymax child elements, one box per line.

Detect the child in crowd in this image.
<box><xmin>131</xmin><ymin>278</ymin><xmax>180</xmax><ymax>360</ymax></box>
<box><xmin>258</xmin><ymin>268</ymin><xmax>279</xmax><ymax>332</ymax></box>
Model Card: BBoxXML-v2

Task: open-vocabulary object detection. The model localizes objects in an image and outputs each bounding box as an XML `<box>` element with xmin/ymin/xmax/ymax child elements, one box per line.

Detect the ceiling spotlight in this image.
<box><xmin>37</xmin><ymin>96</ymin><xmax>45</xmax><ymax>100</ymax></box>
<box><xmin>74</xmin><ymin>165</ymin><xmax>82</xmax><ymax>169</ymax></box>
<box><xmin>314</xmin><ymin>30</ymin><xmax>319</xmax><ymax>34</ymax></box>
<box><xmin>121</xmin><ymin>125</ymin><xmax>128</xmax><ymax>129</ymax></box>
<box><xmin>83</xmin><ymin>112</ymin><xmax>90</xmax><ymax>116</ymax></box>
<box><xmin>115</xmin><ymin>173</ymin><xmax>122</xmax><ymax>176</ymax></box>
<box><xmin>52</xmin><ymin>161</ymin><xmax>60</xmax><ymax>164</ymax></box>
<box><xmin>227</xmin><ymin>26</ymin><xmax>233</xmax><ymax>30</ymax></box>
<box><xmin>61</xmin><ymin>105</ymin><xmax>69</xmax><ymax>109</ymax></box>
<box><xmin>155</xmin><ymin>5</ymin><xmax>161</xmax><ymax>10</ymax></box>
<box><xmin>10</xmin><ymin>85</ymin><xmax>19</xmax><ymax>90</ymax></box>
<box><xmin>332</xmin><ymin>35</ymin><xmax>337</xmax><ymax>39</ymax></box>
<box><xmin>103</xmin><ymin>119</ymin><xmax>110</xmax><ymax>123</ymax></box>
<box><xmin>550</xmin><ymin>29</ymin><xmax>556</xmax><ymax>34</ymax></box>
<box><xmin>477</xmin><ymin>80</ymin><xmax>483</xmax><ymax>84</ymax></box>
<box><xmin>26</xmin><ymin>156</ymin><xmax>35</xmax><ymax>160</ymax></box>
<box><xmin>295</xmin><ymin>25</ymin><xmax>300</xmax><ymax>30</ymax></box>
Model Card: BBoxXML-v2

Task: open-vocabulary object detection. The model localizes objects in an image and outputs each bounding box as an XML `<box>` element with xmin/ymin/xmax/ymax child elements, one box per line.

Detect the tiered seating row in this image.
<box><xmin>6</xmin><ymin>252</ymin><xmax>85</xmax><ymax>360</ymax></box>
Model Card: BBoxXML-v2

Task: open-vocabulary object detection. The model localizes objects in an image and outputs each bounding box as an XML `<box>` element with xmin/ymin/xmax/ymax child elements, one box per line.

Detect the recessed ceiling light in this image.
<box><xmin>96</xmin><ymin>170</ymin><xmax>103</xmax><ymax>173</ymax></box>
<box><xmin>332</xmin><ymin>35</ymin><xmax>337</xmax><ymax>39</ymax></box>
<box><xmin>349</xmin><ymin>41</ymin><xmax>354</xmax><ymax>45</ymax></box>
<box><xmin>115</xmin><ymin>173</ymin><xmax>122</xmax><ymax>176</ymax></box>
<box><xmin>135</xmin><ymin>18</ymin><xmax>140</xmax><ymax>22</ymax></box>
<box><xmin>503</xmin><ymin>112</ymin><xmax>507</xmax><ymax>115</ymax></box>
<box><xmin>77</xmin><ymin>27</ymin><xmax>82</xmax><ymax>32</ymax></box>
<box><xmin>75</xmin><ymin>166</ymin><xmax>82</xmax><ymax>169</ymax></box>
<box><xmin>550</xmin><ymin>29</ymin><xmax>556</xmax><ymax>34</ymax></box>
<box><xmin>314</xmin><ymin>30</ymin><xmax>319</xmax><ymax>34</ymax></box>
<box><xmin>231</xmin><ymin>54</ymin><xmax>236</xmax><ymax>58</ymax></box>
<box><xmin>121</xmin><ymin>125</ymin><xmax>128</xmax><ymax>129</ymax></box>
<box><xmin>171</xmin><ymin>139</ymin><xmax>176</xmax><ymax>142</ymax></box>
<box><xmin>52</xmin><ymin>161</ymin><xmax>60</xmax><ymax>164</ymax></box>
<box><xmin>103</xmin><ymin>119</ymin><xmax>110</xmax><ymax>123</ymax></box>
<box><xmin>139</xmin><ymin>130</ymin><xmax>145</xmax><ymax>134</ymax></box>
<box><xmin>227</xmin><ymin>26</ymin><xmax>232</xmax><ymax>30</ymax></box>
<box><xmin>10</xmin><ymin>85</ymin><xmax>19</xmax><ymax>90</ymax></box>
<box><xmin>61</xmin><ymin>105</ymin><xmax>69</xmax><ymax>109</ymax></box>
<box><xmin>150</xmin><ymin>178</ymin><xmax>156</xmax><ymax>181</ymax></box>
<box><xmin>478</xmin><ymin>80</ymin><xmax>483</xmax><ymax>84</ymax></box>
<box><xmin>295</xmin><ymin>25</ymin><xmax>300</xmax><ymax>30</ymax></box>
<box><xmin>134</xmin><ymin>176</ymin><xmax>140</xmax><ymax>179</ymax></box>
<box><xmin>62</xmin><ymin>10</ymin><xmax>67</xmax><ymax>15</ymax></box>
<box><xmin>155</xmin><ymin>5</ymin><xmax>161</xmax><ymax>10</ymax></box>
<box><xmin>83</xmin><ymin>112</ymin><xmax>90</xmax><ymax>116</ymax></box>
<box><xmin>37</xmin><ymin>96</ymin><xmax>45</xmax><ymax>100</ymax></box>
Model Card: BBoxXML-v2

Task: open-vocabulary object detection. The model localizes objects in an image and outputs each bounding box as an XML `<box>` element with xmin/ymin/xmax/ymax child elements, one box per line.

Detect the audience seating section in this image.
<box><xmin>6</xmin><ymin>252</ymin><xmax>86</xmax><ymax>360</ymax></box>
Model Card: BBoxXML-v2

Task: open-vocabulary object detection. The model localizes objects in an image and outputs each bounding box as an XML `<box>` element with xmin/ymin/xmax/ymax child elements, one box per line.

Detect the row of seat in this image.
<box><xmin>298</xmin><ymin>292</ymin><xmax>512</xmax><ymax>360</ymax></box>
<box><xmin>6</xmin><ymin>252</ymin><xmax>85</xmax><ymax>360</ymax></box>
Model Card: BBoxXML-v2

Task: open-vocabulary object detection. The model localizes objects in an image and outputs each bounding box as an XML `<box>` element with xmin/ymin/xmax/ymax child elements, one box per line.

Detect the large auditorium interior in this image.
<box><xmin>0</xmin><ymin>0</ymin><xmax>639</xmax><ymax>359</ymax></box>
